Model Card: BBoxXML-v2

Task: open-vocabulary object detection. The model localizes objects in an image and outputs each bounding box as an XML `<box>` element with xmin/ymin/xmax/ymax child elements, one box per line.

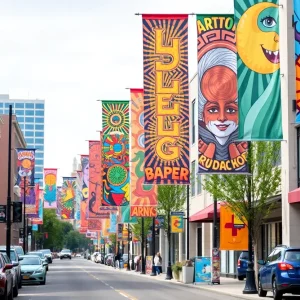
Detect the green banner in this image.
<box><xmin>235</xmin><ymin>0</ymin><xmax>282</xmax><ymax>140</ymax></box>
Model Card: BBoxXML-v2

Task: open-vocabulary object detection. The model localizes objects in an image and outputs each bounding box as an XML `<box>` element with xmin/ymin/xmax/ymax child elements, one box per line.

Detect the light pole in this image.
<box><xmin>186</xmin><ymin>185</ymin><xmax>190</xmax><ymax>260</ymax></box>
<box><xmin>6</xmin><ymin>105</ymin><xmax>12</xmax><ymax>259</ymax></box>
<box><xmin>141</xmin><ymin>218</ymin><xmax>145</xmax><ymax>274</ymax></box>
<box><xmin>150</xmin><ymin>217</ymin><xmax>156</xmax><ymax>276</ymax></box>
<box><xmin>165</xmin><ymin>211</ymin><xmax>172</xmax><ymax>280</ymax></box>
<box><xmin>22</xmin><ymin>177</ymin><xmax>27</xmax><ymax>253</ymax></box>
<box><xmin>127</xmin><ymin>224</ymin><xmax>130</xmax><ymax>271</ymax></box>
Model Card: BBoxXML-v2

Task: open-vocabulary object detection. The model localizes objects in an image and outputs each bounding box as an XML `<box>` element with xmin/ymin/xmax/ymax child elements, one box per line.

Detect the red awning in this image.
<box><xmin>288</xmin><ymin>188</ymin><xmax>300</xmax><ymax>204</ymax></box>
<box><xmin>189</xmin><ymin>202</ymin><xmax>221</xmax><ymax>223</ymax></box>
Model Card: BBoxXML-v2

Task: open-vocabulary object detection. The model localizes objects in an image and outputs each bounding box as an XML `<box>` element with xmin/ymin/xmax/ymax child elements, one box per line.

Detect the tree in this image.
<box><xmin>203</xmin><ymin>141</ymin><xmax>281</xmax><ymax>272</ymax></box>
<box><xmin>64</xmin><ymin>231</ymin><xmax>90</xmax><ymax>252</ymax></box>
<box><xmin>131</xmin><ymin>218</ymin><xmax>152</xmax><ymax>241</ymax></box>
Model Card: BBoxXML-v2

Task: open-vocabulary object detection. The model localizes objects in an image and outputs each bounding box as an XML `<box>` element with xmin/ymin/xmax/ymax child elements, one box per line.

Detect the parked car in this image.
<box><xmin>0</xmin><ymin>252</ymin><xmax>14</xmax><ymax>299</ymax></box>
<box><xmin>20</xmin><ymin>255</ymin><xmax>47</xmax><ymax>285</ymax></box>
<box><xmin>257</xmin><ymin>245</ymin><xmax>300</xmax><ymax>300</ymax></box>
<box><xmin>75</xmin><ymin>253</ymin><xmax>81</xmax><ymax>258</ymax></box>
<box><xmin>105</xmin><ymin>254</ymin><xmax>115</xmax><ymax>266</ymax></box>
<box><xmin>27</xmin><ymin>251</ymin><xmax>49</xmax><ymax>271</ymax></box>
<box><xmin>84</xmin><ymin>251</ymin><xmax>91</xmax><ymax>260</ymax></box>
<box><xmin>95</xmin><ymin>253</ymin><xmax>103</xmax><ymax>263</ymax></box>
<box><xmin>59</xmin><ymin>249</ymin><xmax>72</xmax><ymax>260</ymax></box>
<box><xmin>237</xmin><ymin>251</ymin><xmax>249</xmax><ymax>281</ymax></box>
<box><xmin>38</xmin><ymin>249</ymin><xmax>53</xmax><ymax>263</ymax></box>
<box><xmin>91</xmin><ymin>252</ymin><xmax>99</xmax><ymax>262</ymax></box>
<box><xmin>1</xmin><ymin>252</ymin><xmax>19</xmax><ymax>297</ymax></box>
<box><xmin>12</xmin><ymin>245</ymin><xmax>24</xmax><ymax>257</ymax></box>
<box><xmin>0</xmin><ymin>247</ymin><xmax>22</xmax><ymax>289</ymax></box>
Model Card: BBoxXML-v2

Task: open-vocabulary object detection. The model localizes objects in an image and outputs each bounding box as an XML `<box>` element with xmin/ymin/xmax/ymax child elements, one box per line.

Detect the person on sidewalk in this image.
<box><xmin>115</xmin><ymin>252</ymin><xmax>120</xmax><ymax>269</ymax></box>
<box><xmin>134</xmin><ymin>255</ymin><xmax>141</xmax><ymax>272</ymax></box>
<box><xmin>154</xmin><ymin>252</ymin><xmax>162</xmax><ymax>275</ymax></box>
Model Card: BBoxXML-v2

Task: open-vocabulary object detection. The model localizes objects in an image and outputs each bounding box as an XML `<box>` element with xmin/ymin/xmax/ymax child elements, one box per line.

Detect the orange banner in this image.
<box><xmin>220</xmin><ymin>205</ymin><xmax>248</xmax><ymax>251</ymax></box>
<box><xmin>101</xmin><ymin>218</ymin><xmax>110</xmax><ymax>237</ymax></box>
<box><xmin>130</xmin><ymin>89</ymin><xmax>157</xmax><ymax>217</ymax></box>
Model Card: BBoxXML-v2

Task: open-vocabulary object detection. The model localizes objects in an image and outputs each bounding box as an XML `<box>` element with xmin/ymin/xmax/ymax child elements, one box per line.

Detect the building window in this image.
<box><xmin>36</xmin><ymin>159</ymin><xmax>43</xmax><ymax>166</ymax></box>
<box><xmin>15</xmin><ymin>103</ymin><xmax>24</xmax><ymax>108</ymax></box>
<box><xmin>5</xmin><ymin>103</ymin><xmax>12</xmax><ymax>108</ymax></box>
<box><xmin>19</xmin><ymin>124</ymin><xmax>24</xmax><ymax>130</ymax></box>
<box><xmin>25</xmin><ymin>103</ymin><xmax>34</xmax><ymax>109</ymax></box>
<box><xmin>25</xmin><ymin>138</ymin><xmax>34</xmax><ymax>144</ymax></box>
<box><xmin>35</xmin><ymin>131</ymin><xmax>44</xmax><ymax>137</ymax></box>
<box><xmin>25</xmin><ymin>110</ymin><xmax>34</xmax><ymax>116</ymax></box>
<box><xmin>35</xmin><ymin>167</ymin><xmax>43</xmax><ymax>173</ymax></box>
<box><xmin>35</xmin><ymin>138</ymin><xmax>44</xmax><ymax>144</ymax></box>
<box><xmin>4</xmin><ymin>109</ymin><xmax>9</xmax><ymax>114</ymax></box>
<box><xmin>15</xmin><ymin>110</ymin><xmax>24</xmax><ymax>115</ymax></box>
<box><xmin>37</xmin><ymin>145</ymin><xmax>44</xmax><ymax>151</ymax></box>
<box><xmin>17</xmin><ymin>117</ymin><xmax>24</xmax><ymax>123</ymax></box>
<box><xmin>191</xmin><ymin>161</ymin><xmax>196</xmax><ymax>196</ymax></box>
<box><xmin>192</xmin><ymin>100</ymin><xmax>196</xmax><ymax>144</ymax></box>
<box><xmin>25</xmin><ymin>124</ymin><xmax>34</xmax><ymax>130</ymax></box>
<box><xmin>35</xmin><ymin>124</ymin><xmax>44</xmax><ymax>130</ymax></box>
<box><xmin>36</xmin><ymin>152</ymin><xmax>44</xmax><ymax>159</ymax></box>
<box><xmin>36</xmin><ymin>117</ymin><xmax>44</xmax><ymax>123</ymax></box>
<box><xmin>197</xmin><ymin>173</ymin><xmax>202</xmax><ymax>194</ymax></box>
<box><xmin>25</xmin><ymin>131</ymin><xmax>34</xmax><ymax>137</ymax></box>
<box><xmin>25</xmin><ymin>117</ymin><xmax>34</xmax><ymax>123</ymax></box>
<box><xmin>27</xmin><ymin>144</ymin><xmax>35</xmax><ymax>148</ymax></box>
<box><xmin>35</xmin><ymin>110</ymin><xmax>44</xmax><ymax>116</ymax></box>
<box><xmin>0</xmin><ymin>103</ymin><xmax>3</xmax><ymax>108</ymax></box>
<box><xmin>35</xmin><ymin>103</ymin><xmax>44</xmax><ymax>109</ymax></box>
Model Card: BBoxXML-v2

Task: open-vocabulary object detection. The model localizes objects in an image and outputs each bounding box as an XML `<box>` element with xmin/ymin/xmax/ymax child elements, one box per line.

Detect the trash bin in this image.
<box><xmin>119</xmin><ymin>259</ymin><xmax>124</xmax><ymax>269</ymax></box>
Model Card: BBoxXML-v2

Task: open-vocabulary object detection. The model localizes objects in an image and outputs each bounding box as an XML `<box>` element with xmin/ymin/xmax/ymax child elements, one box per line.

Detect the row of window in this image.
<box><xmin>27</xmin><ymin>145</ymin><xmax>44</xmax><ymax>151</ymax></box>
<box><xmin>35</xmin><ymin>167</ymin><xmax>43</xmax><ymax>173</ymax></box>
<box><xmin>19</xmin><ymin>124</ymin><xmax>44</xmax><ymax>131</ymax></box>
<box><xmin>0</xmin><ymin>102</ymin><xmax>44</xmax><ymax>109</ymax></box>
<box><xmin>25</xmin><ymin>138</ymin><xmax>44</xmax><ymax>145</ymax></box>
<box><xmin>16</xmin><ymin>117</ymin><xmax>44</xmax><ymax>123</ymax></box>
<box><xmin>14</xmin><ymin>109</ymin><xmax>44</xmax><ymax>116</ymax></box>
<box><xmin>191</xmin><ymin>160</ymin><xmax>202</xmax><ymax>196</ymax></box>
<box><xmin>34</xmin><ymin>159</ymin><xmax>44</xmax><ymax>166</ymax></box>
<box><xmin>23</xmin><ymin>131</ymin><xmax>44</xmax><ymax>138</ymax></box>
<box><xmin>34</xmin><ymin>153</ymin><xmax>44</xmax><ymax>159</ymax></box>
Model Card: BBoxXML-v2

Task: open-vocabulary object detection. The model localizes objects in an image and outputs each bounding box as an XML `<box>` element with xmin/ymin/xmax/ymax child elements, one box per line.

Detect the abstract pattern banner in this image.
<box><xmin>143</xmin><ymin>14</ymin><xmax>190</xmax><ymax>184</ymax></box>
<box><xmin>56</xmin><ymin>186</ymin><xmax>62</xmax><ymax>218</ymax></box>
<box><xmin>109</xmin><ymin>212</ymin><xmax>117</xmax><ymax>233</ymax></box>
<box><xmin>118</xmin><ymin>205</ymin><xmax>138</xmax><ymax>224</ymax></box>
<box><xmin>197</xmin><ymin>15</ymin><xmax>248</xmax><ymax>173</ymax></box>
<box><xmin>294</xmin><ymin>0</ymin><xmax>300</xmax><ymax>123</ymax></box>
<box><xmin>44</xmin><ymin>168</ymin><xmax>57</xmax><ymax>208</ymax></box>
<box><xmin>61</xmin><ymin>177</ymin><xmax>76</xmax><ymax>219</ymax></box>
<box><xmin>88</xmin><ymin>140</ymin><xmax>103</xmax><ymax>218</ymax></box>
<box><xmin>102</xmin><ymin>134</ymin><xmax>129</xmax><ymax>206</ymax></box>
<box><xmin>16</xmin><ymin>148</ymin><xmax>35</xmax><ymax>186</ymax></box>
<box><xmin>27</xmin><ymin>179</ymin><xmax>40</xmax><ymax>218</ymax></box>
<box><xmin>130</xmin><ymin>89</ymin><xmax>157</xmax><ymax>217</ymax></box>
<box><xmin>75</xmin><ymin>172</ymin><xmax>82</xmax><ymax>221</ymax></box>
<box><xmin>102</xmin><ymin>101</ymin><xmax>129</xmax><ymax>134</ymax></box>
<box><xmin>32</xmin><ymin>188</ymin><xmax>44</xmax><ymax>225</ymax></box>
<box><xmin>20</xmin><ymin>177</ymin><xmax>36</xmax><ymax>215</ymax></box>
<box><xmin>235</xmin><ymin>0</ymin><xmax>282</xmax><ymax>140</ymax></box>
<box><xmin>80</xmin><ymin>155</ymin><xmax>89</xmax><ymax>202</ymax></box>
<box><xmin>88</xmin><ymin>219</ymin><xmax>102</xmax><ymax>231</ymax></box>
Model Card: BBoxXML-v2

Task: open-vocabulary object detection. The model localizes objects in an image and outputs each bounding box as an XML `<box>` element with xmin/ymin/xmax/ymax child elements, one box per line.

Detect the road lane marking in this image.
<box><xmin>116</xmin><ymin>290</ymin><xmax>138</xmax><ymax>300</ymax></box>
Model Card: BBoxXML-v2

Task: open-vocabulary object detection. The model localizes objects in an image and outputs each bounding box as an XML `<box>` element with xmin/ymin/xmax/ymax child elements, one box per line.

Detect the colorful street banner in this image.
<box><xmin>118</xmin><ymin>206</ymin><xmax>138</xmax><ymax>224</ymax></box>
<box><xmin>212</xmin><ymin>248</ymin><xmax>221</xmax><ymax>284</ymax></box>
<box><xmin>32</xmin><ymin>224</ymin><xmax>38</xmax><ymax>231</ymax></box>
<box><xmin>74</xmin><ymin>172</ymin><xmax>82</xmax><ymax>221</ymax></box>
<box><xmin>155</xmin><ymin>215</ymin><xmax>165</xmax><ymax>229</ymax></box>
<box><xmin>80</xmin><ymin>155</ymin><xmax>89</xmax><ymax>202</ymax></box>
<box><xmin>142</xmin><ymin>14</ymin><xmax>190</xmax><ymax>184</ymax></box>
<box><xmin>197</xmin><ymin>15</ymin><xmax>248</xmax><ymax>173</ymax></box>
<box><xmin>146</xmin><ymin>256</ymin><xmax>153</xmax><ymax>275</ymax></box>
<box><xmin>102</xmin><ymin>133</ymin><xmax>129</xmax><ymax>206</ymax></box>
<box><xmin>56</xmin><ymin>186</ymin><xmax>62</xmax><ymax>217</ymax></box>
<box><xmin>27</xmin><ymin>179</ymin><xmax>40</xmax><ymax>218</ymax></box>
<box><xmin>130</xmin><ymin>89</ymin><xmax>157</xmax><ymax>217</ymax></box>
<box><xmin>61</xmin><ymin>177</ymin><xmax>76</xmax><ymax>220</ymax></box>
<box><xmin>44</xmin><ymin>168</ymin><xmax>57</xmax><ymax>208</ymax></box>
<box><xmin>16</xmin><ymin>148</ymin><xmax>36</xmax><ymax>186</ymax></box>
<box><xmin>102</xmin><ymin>219</ymin><xmax>110</xmax><ymax>237</ymax></box>
<box><xmin>88</xmin><ymin>219</ymin><xmax>102</xmax><ymax>231</ymax></box>
<box><xmin>220</xmin><ymin>205</ymin><xmax>248</xmax><ymax>250</ymax></box>
<box><xmin>294</xmin><ymin>0</ymin><xmax>300</xmax><ymax>122</ymax></box>
<box><xmin>102</xmin><ymin>101</ymin><xmax>129</xmax><ymax>134</ymax></box>
<box><xmin>86</xmin><ymin>231</ymin><xmax>97</xmax><ymax>239</ymax></box>
<box><xmin>31</xmin><ymin>189</ymin><xmax>44</xmax><ymax>225</ymax></box>
<box><xmin>88</xmin><ymin>140</ymin><xmax>103</xmax><ymax>218</ymax></box>
<box><xmin>20</xmin><ymin>177</ymin><xmax>36</xmax><ymax>215</ymax></box>
<box><xmin>194</xmin><ymin>257</ymin><xmax>211</xmax><ymax>283</ymax></box>
<box><xmin>109</xmin><ymin>212</ymin><xmax>117</xmax><ymax>233</ymax></box>
<box><xmin>170</xmin><ymin>212</ymin><xmax>184</xmax><ymax>233</ymax></box>
<box><xmin>235</xmin><ymin>0</ymin><xmax>282</xmax><ymax>140</ymax></box>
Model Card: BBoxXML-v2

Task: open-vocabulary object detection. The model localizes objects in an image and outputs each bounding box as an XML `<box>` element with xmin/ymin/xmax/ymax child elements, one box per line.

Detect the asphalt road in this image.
<box><xmin>17</xmin><ymin>258</ymin><xmax>252</xmax><ymax>300</ymax></box>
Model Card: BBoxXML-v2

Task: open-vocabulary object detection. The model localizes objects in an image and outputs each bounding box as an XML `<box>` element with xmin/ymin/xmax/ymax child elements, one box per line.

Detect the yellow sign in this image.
<box><xmin>170</xmin><ymin>214</ymin><xmax>184</xmax><ymax>233</ymax></box>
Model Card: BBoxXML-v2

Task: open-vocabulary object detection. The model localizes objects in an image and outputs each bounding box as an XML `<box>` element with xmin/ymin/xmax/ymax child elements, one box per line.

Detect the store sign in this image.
<box><xmin>0</xmin><ymin>205</ymin><xmax>6</xmax><ymax>223</ymax></box>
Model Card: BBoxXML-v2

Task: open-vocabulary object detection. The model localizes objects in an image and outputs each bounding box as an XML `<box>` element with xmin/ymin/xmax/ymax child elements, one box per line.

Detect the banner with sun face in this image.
<box><xmin>20</xmin><ymin>177</ymin><xmax>36</xmax><ymax>215</ymax></box>
<box><xmin>102</xmin><ymin>133</ymin><xmax>129</xmax><ymax>207</ymax></box>
<box><xmin>197</xmin><ymin>15</ymin><xmax>248</xmax><ymax>173</ymax></box>
<box><xmin>130</xmin><ymin>89</ymin><xmax>157</xmax><ymax>217</ymax></box>
<box><xmin>43</xmin><ymin>168</ymin><xmax>57</xmax><ymax>208</ymax></box>
<box><xmin>142</xmin><ymin>14</ymin><xmax>190</xmax><ymax>184</ymax></box>
<box><xmin>16</xmin><ymin>148</ymin><xmax>36</xmax><ymax>186</ymax></box>
<box><xmin>61</xmin><ymin>177</ymin><xmax>77</xmax><ymax>219</ymax></box>
<box><xmin>294</xmin><ymin>0</ymin><xmax>300</xmax><ymax>123</ymax></box>
<box><xmin>88</xmin><ymin>140</ymin><xmax>103</xmax><ymax>218</ymax></box>
<box><xmin>235</xmin><ymin>0</ymin><xmax>282</xmax><ymax>140</ymax></box>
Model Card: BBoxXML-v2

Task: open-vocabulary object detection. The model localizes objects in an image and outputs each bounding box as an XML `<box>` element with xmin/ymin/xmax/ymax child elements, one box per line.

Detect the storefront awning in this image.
<box><xmin>189</xmin><ymin>202</ymin><xmax>221</xmax><ymax>223</ymax></box>
<box><xmin>288</xmin><ymin>188</ymin><xmax>300</xmax><ymax>204</ymax></box>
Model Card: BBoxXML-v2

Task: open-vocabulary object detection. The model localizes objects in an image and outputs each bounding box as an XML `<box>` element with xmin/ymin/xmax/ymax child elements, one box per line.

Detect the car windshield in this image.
<box><xmin>28</xmin><ymin>252</ymin><xmax>44</xmax><ymax>258</ymax></box>
<box><xmin>0</xmin><ymin>250</ymin><xmax>16</xmax><ymax>261</ymax></box>
<box><xmin>285</xmin><ymin>251</ymin><xmax>300</xmax><ymax>262</ymax></box>
<box><xmin>61</xmin><ymin>250</ymin><xmax>70</xmax><ymax>253</ymax></box>
<box><xmin>20</xmin><ymin>257</ymin><xmax>41</xmax><ymax>265</ymax></box>
<box><xmin>40</xmin><ymin>249</ymin><xmax>51</xmax><ymax>254</ymax></box>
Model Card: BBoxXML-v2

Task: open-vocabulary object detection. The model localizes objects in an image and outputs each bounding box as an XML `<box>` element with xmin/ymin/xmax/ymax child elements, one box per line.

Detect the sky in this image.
<box><xmin>0</xmin><ymin>0</ymin><xmax>233</xmax><ymax>184</ymax></box>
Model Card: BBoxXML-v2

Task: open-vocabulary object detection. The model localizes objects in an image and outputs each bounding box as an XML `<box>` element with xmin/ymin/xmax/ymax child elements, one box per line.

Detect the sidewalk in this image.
<box><xmin>95</xmin><ymin>262</ymin><xmax>263</xmax><ymax>300</ymax></box>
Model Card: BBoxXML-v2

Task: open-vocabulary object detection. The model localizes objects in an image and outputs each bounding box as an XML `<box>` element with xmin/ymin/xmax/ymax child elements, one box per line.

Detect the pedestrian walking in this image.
<box><xmin>154</xmin><ymin>252</ymin><xmax>162</xmax><ymax>275</ymax></box>
<box><xmin>115</xmin><ymin>252</ymin><xmax>120</xmax><ymax>269</ymax></box>
<box><xmin>134</xmin><ymin>255</ymin><xmax>141</xmax><ymax>272</ymax></box>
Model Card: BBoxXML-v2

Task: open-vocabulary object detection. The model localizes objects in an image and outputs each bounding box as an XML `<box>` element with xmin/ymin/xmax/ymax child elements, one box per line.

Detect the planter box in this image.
<box><xmin>182</xmin><ymin>266</ymin><xmax>194</xmax><ymax>284</ymax></box>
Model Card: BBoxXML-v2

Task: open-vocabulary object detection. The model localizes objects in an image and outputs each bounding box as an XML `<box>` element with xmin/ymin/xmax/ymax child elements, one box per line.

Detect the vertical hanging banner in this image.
<box><xmin>294</xmin><ymin>0</ymin><xmax>300</xmax><ymax>123</ymax></box>
<box><xmin>61</xmin><ymin>177</ymin><xmax>76</xmax><ymax>220</ymax></box>
<box><xmin>142</xmin><ymin>14</ymin><xmax>190</xmax><ymax>184</ymax></box>
<box><xmin>32</xmin><ymin>189</ymin><xmax>44</xmax><ymax>225</ymax></box>
<box><xmin>102</xmin><ymin>219</ymin><xmax>111</xmax><ymax>237</ymax></box>
<box><xmin>27</xmin><ymin>179</ymin><xmax>40</xmax><ymax>218</ymax></box>
<box><xmin>109</xmin><ymin>212</ymin><xmax>117</xmax><ymax>233</ymax></box>
<box><xmin>75</xmin><ymin>171</ymin><xmax>82</xmax><ymax>221</ymax></box>
<box><xmin>118</xmin><ymin>206</ymin><xmax>138</xmax><ymax>224</ymax></box>
<box><xmin>43</xmin><ymin>168</ymin><xmax>57</xmax><ymax>208</ymax></box>
<box><xmin>16</xmin><ymin>148</ymin><xmax>36</xmax><ymax>186</ymax></box>
<box><xmin>235</xmin><ymin>0</ymin><xmax>282</xmax><ymax>140</ymax></box>
<box><xmin>130</xmin><ymin>89</ymin><xmax>157</xmax><ymax>217</ymax></box>
<box><xmin>56</xmin><ymin>186</ymin><xmax>62</xmax><ymax>218</ymax></box>
<box><xmin>88</xmin><ymin>140</ymin><xmax>103</xmax><ymax>218</ymax></box>
<box><xmin>220</xmin><ymin>205</ymin><xmax>248</xmax><ymax>250</ymax></box>
<box><xmin>170</xmin><ymin>212</ymin><xmax>184</xmax><ymax>233</ymax></box>
<box><xmin>102</xmin><ymin>101</ymin><xmax>129</xmax><ymax>134</ymax></box>
<box><xmin>197</xmin><ymin>15</ymin><xmax>248</xmax><ymax>173</ymax></box>
<box><xmin>20</xmin><ymin>177</ymin><xmax>36</xmax><ymax>215</ymax></box>
<box><xmin>102</xmin><ymin>133</ymin><xmax>130</xmax><ymax>206</ymax></box>
<box><xmin>88</xmin><ymin>219</ymin><xmax>102</xmax><ymax>231</ymax></box>
<box><xmin>80</xmin><ymin>155</ymin><xmax>89</xmax><ymax>202</ymax></box>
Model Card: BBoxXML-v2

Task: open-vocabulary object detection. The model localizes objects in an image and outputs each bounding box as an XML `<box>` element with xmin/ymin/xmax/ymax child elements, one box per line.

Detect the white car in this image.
<box><xmin>75</xmin><ymin>254</ymin><xmax>81</xmax><ymax>257</ymax></box>
<box><xmin>91</xmin><ymin>252</ymin><xmax>99</xmax><ymax>262</ymax></box>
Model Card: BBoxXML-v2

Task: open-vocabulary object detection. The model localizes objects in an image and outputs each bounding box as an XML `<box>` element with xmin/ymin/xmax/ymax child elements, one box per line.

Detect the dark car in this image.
<box><xmin>0</xmin><ymin>253</ymin><xmax>14</xmax><ymax>300</ymax></box>
<box><xmin>258</xmin><ymin>245</ymin><xmax>300</xmax><ymax>300</ymax></box>
<box><xmin>237</xmin><ymin>251</ymin><xmax>249</xmax><ymax>281</ymax></box>
<box><xmin>60</xmin><ymin>249</ymin><xmax>72</xmax><ymax>260</ymax></box>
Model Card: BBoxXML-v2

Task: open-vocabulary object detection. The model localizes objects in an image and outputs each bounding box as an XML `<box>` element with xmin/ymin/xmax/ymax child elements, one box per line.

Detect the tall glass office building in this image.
<box><xmin>0</xmin><ymin>94</ymin><xmax>45</xmax><ymax>184</ymax></box>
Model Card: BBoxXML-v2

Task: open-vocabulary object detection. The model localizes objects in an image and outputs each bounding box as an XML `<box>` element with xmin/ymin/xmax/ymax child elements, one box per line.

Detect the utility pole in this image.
<box><xmin>140</xmin><ymin>218</ymin><xmax>145</xmax><ymax>274</ymax></box>
<box><xmin>150</xmin><ymin>217</ymin><xmax>156</xmax><ymax>276</ymax></box>
<box><xmin>23</xmin><ymin>177</ymin><xmax>26</xmax><ymax>253</ymax></box>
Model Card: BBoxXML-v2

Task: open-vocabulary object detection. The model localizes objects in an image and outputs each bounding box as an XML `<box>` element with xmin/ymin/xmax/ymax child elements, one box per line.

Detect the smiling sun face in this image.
<box><xmin>237</xmin><ymin>2</ymin><xmax>279</xmax><ymax>74</ymax></box>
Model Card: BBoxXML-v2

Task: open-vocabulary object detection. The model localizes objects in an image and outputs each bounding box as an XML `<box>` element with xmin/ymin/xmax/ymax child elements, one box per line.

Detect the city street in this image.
<box><xmin>18</xmin><ymin>258</ymin><xmax>244</xmax><ymax>300</ymax></box>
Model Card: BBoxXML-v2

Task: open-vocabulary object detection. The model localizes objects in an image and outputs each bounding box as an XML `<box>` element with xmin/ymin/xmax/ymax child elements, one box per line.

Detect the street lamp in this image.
<box><xmin>126</xmin><ymin>224</ymin><xmax>130</xmax><ymax>271</ymax></box>
<box><xmin>150</xmin><ymin>217</ymin><xmax>156</xmax><ymax>276</ymax></box>
<box><xmin>165</xmin><ymin>212</ymin><xmax>172</xmax><ymax>280</ymax></box>
<box><xmin>140</xmin><ymin>218</ymin><xmax>145</xmax><ymax>274</ymax></box>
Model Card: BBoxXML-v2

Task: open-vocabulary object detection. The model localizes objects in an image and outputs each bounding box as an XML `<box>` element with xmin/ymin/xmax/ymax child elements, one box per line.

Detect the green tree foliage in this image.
<box><xmin>64</xmin><ymin>231</ymin><xmax>90</xmax><ymax>252</ymax></box>
<box><xmin>132</xmin><ymin>218</ymin><xmax>152</xmax><ymax>241</ymax></box>
<box><xmin>203</xmin><ymin>141</ymin><xmax>281</xmax><ymax>256</ymax></box>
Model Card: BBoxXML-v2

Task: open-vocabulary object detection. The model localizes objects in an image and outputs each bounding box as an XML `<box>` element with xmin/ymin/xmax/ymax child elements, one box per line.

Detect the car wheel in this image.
<box><xmin>13</xmin><ymin>283</ymin><xmax>18</xmax><ymax>297</ymax></box>
<box><xmin>46</xmin><ymin>266</ymin><xmax>49</xmax><ymax>271</ymax></box>
<box><xmin>272</xmin><ymin>277</ymin><xmax>282</xmax><ymax>300</ymax></box>
<box><xmin>237</xmin><ymin>275</ymin><xmax>244</xmax><ymax>281</ymax></box>
<box><xmin>41</xmin><ymin>276</ymin><xmax>46</xmax><ymax>285</ymax></box>
<box><xmin>258</xmin><ymin>277</ymin><xmax>267</xmax><ymax>297</ymax></box>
